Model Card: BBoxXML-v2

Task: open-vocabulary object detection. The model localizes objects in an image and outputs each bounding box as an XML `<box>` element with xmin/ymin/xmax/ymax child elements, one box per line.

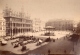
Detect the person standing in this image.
<box><xmin>48</xmin><ymin>49</ymin><xmax>51</xmax><ymax>54</ymax></box>
<box><xmin>64</xmin><ymin>50</ymin><xmax>66</xmax><ymax>54</ymax></box>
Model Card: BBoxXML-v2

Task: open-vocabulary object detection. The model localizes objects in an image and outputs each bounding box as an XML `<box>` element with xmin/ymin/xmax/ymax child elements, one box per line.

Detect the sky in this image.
<box><xmin>0</xmin><ymin>0</ymin><xmax>80</xmax><ymax>23</ymax></box>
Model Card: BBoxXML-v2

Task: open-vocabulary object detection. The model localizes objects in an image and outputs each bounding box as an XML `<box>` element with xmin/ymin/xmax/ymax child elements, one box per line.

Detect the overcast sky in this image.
<box><xmin>0</xmin><ymin>0</ymin><xmax>80</xmax><ymax>23</ymax></box>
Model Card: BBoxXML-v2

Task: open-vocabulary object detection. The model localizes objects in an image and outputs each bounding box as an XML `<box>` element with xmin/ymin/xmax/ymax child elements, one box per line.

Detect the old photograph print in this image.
<box><xmin>0</xmin><ymin>0</ymin><xmax>80</xmax><ymax>55</ymax></box>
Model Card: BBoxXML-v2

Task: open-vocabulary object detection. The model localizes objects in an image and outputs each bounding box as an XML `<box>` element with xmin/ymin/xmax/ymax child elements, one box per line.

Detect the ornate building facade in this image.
<box><xmin>3</xmin><ymin>7</ymin><xmax>33</xmax><ymax>36</ymax></box>
<box><xmin>0</xmin><ymin>14</ymin><xmax>6</xmax><ymax>37</ymax></box>
<box><xmin>33</xmin><ymin>18</ymin><xmax>41</xmax><ymax>32</ymax></box>
<box><xmin>45</xmin><ymin>19</ymin><xmax>73</xmax><ymax>31</ymax></box>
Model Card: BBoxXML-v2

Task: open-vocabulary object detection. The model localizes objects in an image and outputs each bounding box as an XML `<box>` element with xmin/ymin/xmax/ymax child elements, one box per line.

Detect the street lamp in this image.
<box><xmin>73</xmin><ymin>24</ymin><xmax>77</xmax><ymax>51</ymax></box>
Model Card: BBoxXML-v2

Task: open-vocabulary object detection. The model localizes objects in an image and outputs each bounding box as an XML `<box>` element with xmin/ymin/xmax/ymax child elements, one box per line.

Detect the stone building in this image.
<box><xmin>0</xmin><ymin>14</ymin><xmax>6</xmax><ymax>37</ymax></box>
<box><xmin>3</xmin><ymin>7</ymin><xmax>33</xmax><ymax>36</ymax></box>
<box><xmin>33</xmin><ymin>18</ymin><xmax>41</xmax><ymax>32</ymax></box>
<box><xmin>45</xmin><ymin>19</ymin><xmax>73</xmax><ymax>31</ymax></box>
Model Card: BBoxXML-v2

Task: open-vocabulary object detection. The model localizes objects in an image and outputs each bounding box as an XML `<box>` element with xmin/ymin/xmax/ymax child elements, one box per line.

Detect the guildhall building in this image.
<box><xmin>3</xmin><ymin>7</ymin><xmax>33</xmax><ymax>36</ymax></box>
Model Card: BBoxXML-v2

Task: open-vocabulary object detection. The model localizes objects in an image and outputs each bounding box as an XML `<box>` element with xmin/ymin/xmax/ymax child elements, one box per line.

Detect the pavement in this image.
<box><xmin>70</xmin><ymin>37</ymin><xmax>80</xmax><ymax>55</ymax></box>
<box><xmin>27</xmin><ymin>37</ymin><xmax>74</xmax><ymax>55</ymax></box>
<box><xmin>24</xmin><ymin>31</ymin><xmax>72</xmax><ymax>39</ymax></box>
<box><xmin>0</xmin><ymin>31</ymin><xmax>75</xmax><ymax>55</ymax></box>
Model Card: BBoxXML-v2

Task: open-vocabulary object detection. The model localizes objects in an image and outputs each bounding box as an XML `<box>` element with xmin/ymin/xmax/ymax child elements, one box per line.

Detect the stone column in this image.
<box><xmin>11</xmin><ymin>23</ymin><xmax>13</xmax><ymax>36</ymax></box>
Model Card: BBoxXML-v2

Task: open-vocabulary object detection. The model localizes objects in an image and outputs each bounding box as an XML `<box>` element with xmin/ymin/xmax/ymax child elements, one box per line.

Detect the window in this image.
<box><xmin>0</xmin><ymin>22</ymin><xmax>2</xmax><ymax>25</ymax></box>
<box><xmin>0</xmin><ymin>27</ymin><xmax>2</xmax><ymax>30</ymax></box>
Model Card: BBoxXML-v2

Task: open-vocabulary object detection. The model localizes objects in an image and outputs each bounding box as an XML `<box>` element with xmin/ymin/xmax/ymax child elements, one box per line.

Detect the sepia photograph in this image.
<box><xmin>0</xmin><ymin>0</ymin><xmax>80</xmax><ymax>55</ymax></box>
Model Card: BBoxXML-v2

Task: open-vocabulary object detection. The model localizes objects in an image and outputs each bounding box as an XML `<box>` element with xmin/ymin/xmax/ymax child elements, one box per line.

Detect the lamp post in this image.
<box><xmin>73</xmin><ymin>24</ymin><xmax>77</xmax><ymax>51</ymax></box>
